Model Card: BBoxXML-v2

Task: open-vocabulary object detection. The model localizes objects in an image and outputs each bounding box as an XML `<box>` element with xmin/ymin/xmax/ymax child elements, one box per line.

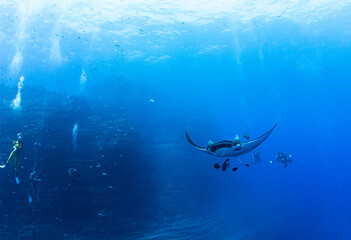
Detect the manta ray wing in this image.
<box><xmin>185</xmin><ymin>122</ymin><xmax>278</xmax><ymax>157</ymax></box>
<box><xmin>185</xmin><ymin>130</ymin><xmax>206</xmax><ymax>151</ymax></box>
<box><xmin>222</xmin><ymin>122</ymin><xmax>279</xmax><ymax>157</ymax></box>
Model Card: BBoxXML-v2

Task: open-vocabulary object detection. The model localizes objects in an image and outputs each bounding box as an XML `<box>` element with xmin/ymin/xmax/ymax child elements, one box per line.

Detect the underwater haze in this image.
<box><xmin>1</xmin><ymin>0</ymin><xmax>351</xmax><ymax>239</ymax></box>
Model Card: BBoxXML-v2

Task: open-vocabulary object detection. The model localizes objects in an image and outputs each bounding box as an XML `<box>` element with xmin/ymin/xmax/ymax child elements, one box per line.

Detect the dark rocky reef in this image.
<box><xmin>0</xmin><ymin>85</ymin><xmax>157</xmax><ymax>239</ymax></box>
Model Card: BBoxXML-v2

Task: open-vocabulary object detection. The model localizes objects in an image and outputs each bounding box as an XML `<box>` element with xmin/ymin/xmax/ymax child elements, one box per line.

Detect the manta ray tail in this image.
<box><xmin>185</xmin><ymin>130</ymin><xmax>206</xmax><ymax>151</ymax></box>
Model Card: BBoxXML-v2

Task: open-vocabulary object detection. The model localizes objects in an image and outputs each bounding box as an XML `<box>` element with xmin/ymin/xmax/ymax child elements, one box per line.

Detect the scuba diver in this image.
<box><xmin>29</xmin><ymin>171</ymin><xmax>41</xmax><ymax>203</ymax></box>
<box><xmin>67</xmin><ymin>167</ymin><xmax>78</xmax><ymax>189</ymax></box>
<box><xmin>252</xmin><ymin>150</ymin><xmax>261</xmax><ymax>164</ymax></box>
<box><xmin>276</xmin><ymin>152</ymin><xmax>293</xmax><ymax>168</ymax></box>
<box><xmin>0</xmin><ymin>133</ymin><xmax>23</xmax><ymax>184</ymax></box>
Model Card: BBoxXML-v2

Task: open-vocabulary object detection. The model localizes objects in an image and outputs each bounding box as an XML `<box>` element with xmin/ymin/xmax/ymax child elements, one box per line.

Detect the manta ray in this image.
<box><xmin>185</xmin><ymin>122</ymin><xmax>278</xmax><ymax>158</ymax></box>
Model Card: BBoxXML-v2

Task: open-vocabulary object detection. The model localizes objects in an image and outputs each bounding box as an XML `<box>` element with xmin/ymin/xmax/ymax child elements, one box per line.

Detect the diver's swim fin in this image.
<box><xmin>28</xmin><ymin>195</ymin><xmax>32</xmax><ymax>203</ymax></box>
<box><xmin>15</xmin><ymin>176</ymin><xmax>20</xmax><ymax>184</ymax></box>
<box><xmin>0</xmin><ymin>165</ymin><xmax>6</xmax><ymax>169</ymax></box>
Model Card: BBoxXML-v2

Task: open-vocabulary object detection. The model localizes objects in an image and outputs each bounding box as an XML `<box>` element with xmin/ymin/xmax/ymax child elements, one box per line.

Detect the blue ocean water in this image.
<box><xmin>1</xmin><ymin>1</ymin><xmax>351</xmax><ymax>239</ymax></box>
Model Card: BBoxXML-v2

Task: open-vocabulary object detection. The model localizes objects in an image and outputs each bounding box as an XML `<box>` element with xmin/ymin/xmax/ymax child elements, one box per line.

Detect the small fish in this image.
<box><xmin>245</xmin><ymin>163</ymin><xmax>250</xmax><ymax>167</ymax></box>
<box><xmin>213</xmin><ymin>163</ymin><xmax>220</xmax><ymax>170</ymax></box>
<box><xmin>149</xmin><ymin>99</ymin><xmax>155</xmax><ymax>102</ymax></box>
<box><xmin>222</xmin><ymin>159</ymin><xmax>230</xmax><ymax>172</ymax></box>
<box><xmin>232</xmin><ymin>167</ymin><xmax>238</xmax><ymax>172</ymax></box>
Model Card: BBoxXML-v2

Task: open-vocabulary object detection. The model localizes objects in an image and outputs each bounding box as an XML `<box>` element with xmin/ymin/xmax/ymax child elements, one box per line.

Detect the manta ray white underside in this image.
<box><xmin>185</xmin><ymin>122</ymin><xmax>278</xmax><ymax>158</ymax></box>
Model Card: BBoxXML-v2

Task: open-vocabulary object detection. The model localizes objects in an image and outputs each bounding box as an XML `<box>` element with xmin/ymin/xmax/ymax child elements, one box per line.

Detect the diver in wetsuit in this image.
<box><xmin>276</xmin><ymin>152</ymin><xmax>292</xmax><ymax>168</ymax></box>
<box><xmin>0</xmin><ymin>133</ymin><xmax>23</xmax><ymax>183</ymax></box>
<box><xmin>67</xmin><ymin>168</ymin><xmax>78</xmax><ymax>189</ymax></box>
<box><xmin>29</xmin><ymin>171</ymin><xmax>40</xmax><ymax>203</ymax></box>
<box><xmin>252</xmin><ymin>150</ymin><xmax>261</xmax><ymax>164</ymax></box>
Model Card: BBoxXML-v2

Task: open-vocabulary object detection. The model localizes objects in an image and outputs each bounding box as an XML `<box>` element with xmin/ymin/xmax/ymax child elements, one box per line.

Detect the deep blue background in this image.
<box><xmin>1</xmin><ymin>1</ymin><xmax>351</xmax><ymax>239</ymax></box>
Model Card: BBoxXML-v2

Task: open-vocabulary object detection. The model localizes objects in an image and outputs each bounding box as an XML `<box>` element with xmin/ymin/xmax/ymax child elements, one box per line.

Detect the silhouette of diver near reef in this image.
<box><xmin>0</xmin><ymin>133</ymin><xmax>23</xmax><ymax>184</ymax></box>
<box><xmin>67</xmin><ymin>168</ymin><xmax>78</xmax><ymax>189</ymax></box>
<box><xmin>29</xmin><ymin>171</ymin><xmax>41</xmax><ymax>203</ymax></box>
